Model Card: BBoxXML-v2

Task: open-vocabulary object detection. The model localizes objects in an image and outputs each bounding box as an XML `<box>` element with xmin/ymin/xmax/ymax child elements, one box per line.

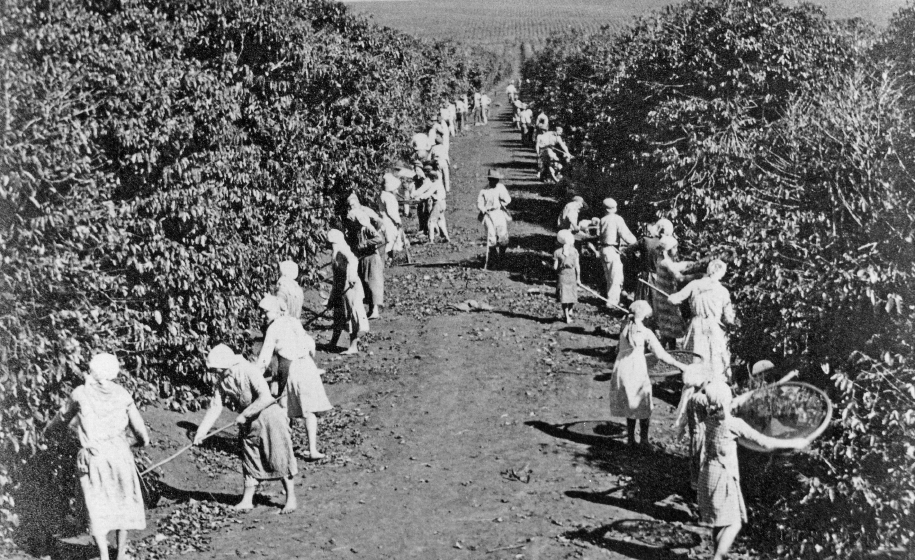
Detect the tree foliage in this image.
<box><xmin>523</xmin><ymin>0</ymin><xmax>915</xmax><ymax>556</ymax></box>
<box><xmin>0</xmin><ymin>0</ymin><xmax>508</xmax><ymax>543</ymax></box>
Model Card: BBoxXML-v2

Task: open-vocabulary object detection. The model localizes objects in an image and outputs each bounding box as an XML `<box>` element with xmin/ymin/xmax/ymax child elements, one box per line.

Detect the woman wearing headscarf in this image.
<box><xmin>326</xmin><ymin>229</ymin><xmax>369</xmax><ymax>354</ymax></box>
<box><xmin>345</xmin><ymin>193</ymin><xmax>385</xmax><ymax>319</ymax></box>
<box><xmin>629</xmin><ymin>218</ymin><xmax>673</xmax><ymax>302</ymax></box>
<box><xmin>653</xmin><ymin>236</ymin><xmax>699</xmax><ymax>349</ymax></box>
<box><xmin>274</xmin><ymin>260</ymin><xmax>304</xmax><ymax>320</ymax></box>
<box><xmin>47</xmin><ymin>353</ymin><xmax>149</xmax><ymax>560</ymax></box>
<box><xmin>255</xmin><ymin>294</ymin><xmax>333</xmax><ymax>460</ymax></box>
<box><xmin>696</xmin><ymin>381</ymin><xmax>807</xmax><ymax>560</ymax></box>
<box><xmin>379</xmin><ymin>173</ymin><xmax>404</xmax><ymax>262</ymax></box>
<box><xmin>477</xmin><ymin>169</ymin><xmax>512</xmax><ymax>263</ymax></box>
<box><xmin>553</xmin><ymin>229</ymin><xmax>580</xmax><ymax>323</ymax></box>
<box><xmin>668</xmin><ymin>260</ymin><xmax>736</xmax><ymax>381</ymax></box>
<box><xmin>195</xmin><ymin>344</ymin><xmax>298</xmax><ymax>513</ymax></box>
<box><xmin>608</xmin><ymin>301</ymin><xmax>691</xmax><ymax>447</ymax></box>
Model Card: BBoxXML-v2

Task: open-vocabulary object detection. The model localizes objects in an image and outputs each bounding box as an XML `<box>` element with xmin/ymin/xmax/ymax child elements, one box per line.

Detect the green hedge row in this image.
<box><xmin>523</xmin><ymin>0</ymin><xmax>914</xmax><ymax>556</ymax></box>
<box><xmin>0</xmin><ymin>0</ymin><xmax>508</xmax><ymax>544</ymax></box>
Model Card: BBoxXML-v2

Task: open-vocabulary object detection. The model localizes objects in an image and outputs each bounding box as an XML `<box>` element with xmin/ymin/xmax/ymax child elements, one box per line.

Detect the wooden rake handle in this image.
<box><xmin>138</xmin><ymin>421</ymin><xmax>236</xmax><ymax>477</ymax></box>
<box><xmin>577</xmin><ymin>281</ymin><xmax>629</xmax><ymax>314</ymax></box>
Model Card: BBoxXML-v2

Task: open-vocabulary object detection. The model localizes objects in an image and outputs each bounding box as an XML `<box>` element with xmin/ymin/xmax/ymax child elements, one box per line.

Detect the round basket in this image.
<box><xmin>733</xmin><ymin>381</ymin><xmax>833</xmax><ymax>453</ymax></box>
<box><xmin>645</xmin><ymin>350</ymin><xmax>701</xmax><ymax>379</ymax></box>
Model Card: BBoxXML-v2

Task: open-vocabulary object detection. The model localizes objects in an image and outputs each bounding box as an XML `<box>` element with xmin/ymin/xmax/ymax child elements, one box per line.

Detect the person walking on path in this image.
<box><xmin>608</xmin><ymin>301</ymin><xmax>691</xmax><ymax>447</ymax></box>
<box><xmin>197</xmin><ymin>344</ymin><xmax>298</xmax><ymax>513</ymax></box>
<box><xmin>255</xmin><ymin>295</ymin><xmax>333</xmax><ymax>460</ymax></box>
<box><xmin>696</xmin><ymin>381</ymin><xmax>807</xmax><ymax>560</ymax></box>
<box><xmin>557</xmin><ymin>196</ymin><xmax>587</xmax><ymax>233</ymax></box>
<box><xmin>553</xmin><ymin>230</ymin><xmax>580</xmax><ymax>323</ymax></box>
<box><xmin>455</xmin><ymin>95</ymin><xmax>468</xmax><ymax>132</ymax></box>
<box><xmin>481</xmin><ymin>92</ymin><xmax>492</xmax><ymax>124</ymax></box>
<box><xmin>326</xmin><ymin>229</ymin><xmax>369</xmax><ymax>355</ymax></box>
<box><xmin>345</xmin><ymin>194</ymin><xmax>386</xmax><ymax>319</ymax></box>
<box><xmin>668</xmin><ymin>259</ymin><xmax>736</xmax><ymax>381</ymax></box>
<box><xmin>430</xmin><ymin>135</ymin><xmax>451</xmax><ymax>192</ymax></box>
<box><xmin>519</xmin><ymin>103</ymin><xmax>534</xmax><ymax>146</ymax></box>
<box><xmin>472</xmin><ymin>90</ymin><xmax>483</xmax><ymax>126</ymax></box>
<box><xmin>477</xmin><ymin>169</ymin><xmax>512</xmax><ymax>264</ymax></box>
<box><xmin>274</xmin><ymin>260</ymin><xmax>304</xmax><ymax>321</ymax></box>
<box><xmin>597</xmin><ymin>198</ymin><xmax>636</xmax><ymax>309</ymax></box>
<box><xmin>505</xmin><ymin>80</ymin><xmax>518</xmax><ymax>104</ymax></box>
<box><xmin>379</xmin><ymin>173</ymin><xmax>404</xmax><ymax>262</ymax></box>
<box><xmin>654</xmin><ymin>236</ymin><xmax>699</xmax><ymax>348</ymax></box>
<box><xmin>411</xmin><ymin>166</ymin><xmax>450</xmax><ymax>243</ymax></box>
<box><xmin>534</xmin><ymin>110</ymin><xmax>549</xmax><ymax>146</ymax></box>
<box><xmin>46</xmin><ymin>353</ymin><xmax>150</xmax><ymax>560</ymax></box>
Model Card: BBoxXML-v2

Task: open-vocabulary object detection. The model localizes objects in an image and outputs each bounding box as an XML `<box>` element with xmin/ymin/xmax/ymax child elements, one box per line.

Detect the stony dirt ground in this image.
<box><xmin>47</xmin><ymin>92</ymin><xmax>727</xmax><ymax>560</ymax></box>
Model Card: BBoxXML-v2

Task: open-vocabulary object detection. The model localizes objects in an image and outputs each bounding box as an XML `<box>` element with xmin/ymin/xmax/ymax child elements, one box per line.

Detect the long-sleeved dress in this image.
<box><xmin>216</xmin><ymin>361</ymin><xmax>297</xmax><ymax>484</ymax></box>
<box><xmin>257</xmin><ymin>316</ymin><xmax>332</xmax><ymax>417</ymax></box>
<box><xmin>669</xmin><ymin>278</ymin><xmax>735</xmax><ymax>380</ymax></box>
<box><xmin>554</xmin><ymin>247</ymin><xmax>579</xmax><ymax>304</ymax></box>
<box><xmin>699</xmin><ymin>415</ymin><xmax>771</xmax><ymax>526</ymax></box>
<box><xmin>632</xmin><ymin>236</ymin><xmax>661</xmax><ymax>302</ymax></box>
<box><xmin>654</xmin><ymin>257</ymin><xmax>690</xmax><ymax>341</ymax></box>
<box><xmin>379</xmin><ymin>191</ymin><xmax>403</xmax><ymax>254</ymax></box>
<box><xmin>608</xmin><ymin>322</ymin><xmax>672</xmax><ymax>420</ymax></box>
<box><xmin>61</xmin><ymin>381</ymin><xmax>146</xmax><ymax>535</ymax></box>
<box><xmin>329</xmin><ymin>249</ymin><xmax>369</xmax><ymax>335</ymax></box>
<box><xmin>347</xmin><ymin>207</ymin><xmax>385</xmax><ymax>310</ymax></box>
<box><xmin>477</xmin><ymin>184</ymin><xmax>511</xmax><ymax>246</ymax></box>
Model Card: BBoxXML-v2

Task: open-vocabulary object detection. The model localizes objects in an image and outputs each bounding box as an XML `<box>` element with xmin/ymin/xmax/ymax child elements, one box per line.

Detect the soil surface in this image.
<box><xmin>50</xmin><ymin>91</ymin><xmax>719</xmax><ymax>560</ymax></box>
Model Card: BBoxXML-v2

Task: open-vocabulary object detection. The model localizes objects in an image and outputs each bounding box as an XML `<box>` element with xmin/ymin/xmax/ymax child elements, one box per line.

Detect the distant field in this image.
<box><xmin>346</xmin><ymin>0</ymin><xmax>908</xmax><ymax>56</ymax></box>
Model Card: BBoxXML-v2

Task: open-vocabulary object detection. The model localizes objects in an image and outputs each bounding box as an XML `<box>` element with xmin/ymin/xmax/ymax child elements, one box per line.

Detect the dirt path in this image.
<box><xmin>114</xmin><ymin>91</ymin><xmax>711</xmax><ymax>560</ymax></box>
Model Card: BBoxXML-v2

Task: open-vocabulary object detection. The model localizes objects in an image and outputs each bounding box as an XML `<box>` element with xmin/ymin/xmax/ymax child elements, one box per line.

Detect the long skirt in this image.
<box><xmin>332</xmin><ymin>287</ymin><xmax>369</xmax><ymax>335</ymax></box>
<box><xmin>358</xmin><ymin>252</ymin><xmax>384</xmax><ymax>308</ymax></box>
<box><xmin>698</xmin><ymin>462</ymin><xmax>746</xmax><ymax>527</ymax></box>
<box><xmin>608</xmin><ymin>350</ymin><xmax>653</xmax><ymax>420</ymax></box>
<box><xmin>241</xmin><ymin>403</ymin><xmax>297</xmax><ymax>482</ymax></box>
<box><xmin>556</xmin><ymin>268</ymin><xmax>577</xmax><ymax>304</ymax></box>
<box><xmin>281</xmin><ymin>357</ymin><xmax>333</xmax><ymax>417</ymax></box>
<box><xmin>382</xmin><ymin>216</ymin><xmax>402</xmax><ymax>253</ymax></box>
<box><xmin>77</xmin><ymin>437</ymin><xmax>146</xmax><ymax>534</ymax></box>
<box><xmin>683</xmin><ymin>317</ymin><xmax>730</xmax><ymax>380</ymax></box>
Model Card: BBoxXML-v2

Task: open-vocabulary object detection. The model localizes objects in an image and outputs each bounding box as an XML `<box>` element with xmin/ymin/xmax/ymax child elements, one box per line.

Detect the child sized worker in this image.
<box><xmin>46</xmin><ymin>353</ymin><xmax>150</xmax><ymax>560</ymax></box>
<box><xmin>696</xmin><ymin>381</ymin><xmax>809</xmax><ymax>560</ymax></box>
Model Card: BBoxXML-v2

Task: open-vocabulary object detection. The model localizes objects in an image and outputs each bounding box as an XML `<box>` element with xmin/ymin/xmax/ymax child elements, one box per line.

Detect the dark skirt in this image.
<box><xmin>240</xmin><ymin>403</ymin><xmax>297</xmax><ymax>481</ymax></box>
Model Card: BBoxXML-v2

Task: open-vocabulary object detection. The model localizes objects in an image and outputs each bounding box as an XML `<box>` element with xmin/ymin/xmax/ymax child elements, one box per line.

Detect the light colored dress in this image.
<box><xmin>62</xmin><ymin>380</ymin><xmax>145</xmax><ymax>535</ymax></box>
<box><xmin>330</xmin><ymin>249</ymin><xmax>369</xmax><ymax>335</ymax></box>
<box><xmin>477</xmin><ymin>183</ymin><xmax>511</xmax><ymax>246</ymax></box>
<box><xmin>257</xmin><ymin>316</ymin><xmax>332</xmax><ymax>417</ymax></box>
<box><xmin>698</xmin><ymin>415</ymin><xmax>770</xmax><ymax>526</ymax></box>
<box><xmin>275</xmin><ymin>276</ymin><xmax>304</xmax><ymax>320</ymax></box>
<box><xmin>379</xmin><ymin>191</ymin><xmax>403</xmax><ymax>253</ymax></box>
<box><xmin>216</xmin><ymin>361</ymin><xmax>297</xmax><ymax>484</ymax></box>
<box><xmin>554</xmin><ymin>247</ymin><xmax>579</xmax><ymax>304</ymax></box>
<box><xmin>608</xmin><ymin>322</ymin><xmax>670</xmax><ymax>420</ymax></box>
<box><xmin>669</xmin><ymin>278</ymin><xmax>736</xmax><ymax>380</ymax></box>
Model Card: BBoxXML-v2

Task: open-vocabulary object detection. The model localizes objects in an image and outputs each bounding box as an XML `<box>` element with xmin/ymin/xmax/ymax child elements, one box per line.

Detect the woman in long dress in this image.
<box><xmin>196</xmin><ymin>344</ymin><xmax>298</xmax><ymax>513</ymax></box>
<box><xmin>653</xmin><ymin>236</ymin><xmax>698</xmax><ymax>348</ymax></box>
<box><xmin>326</xmin><ymin>229</ymin><xmax>369</xmax><ymax>354</ymax></box>
<box><xmin>477</xmin><ymin>169</ymin><xmax>512</xmax><ymax>263</ymax></box>
<box><xmin>274</xmin><ymin>260</ymin><xmax>304</xmax><ymax>320</ymax></box>
<box><xmin>379</xmin><ymin>173</ymin><xmax>404</xmax><ymax>262</ymax></box>
<box><xmin>696</xmin><ymin>382</ymin><xmax>807</xmax><ymax>560</ymax></box>
<box><xmin>47</xmin><ymin>353</ymin><xmax>149</xmax><ymax>560</ymax></box>
<box><xmin>553</xmin><ymin>229</ymin><xmax>580</xmax><ymax>323</ymax></box>
<box><xmin>346</xmin><ymin>194</ymin><xmax>385</xmax><ymax>319</ymax></box>
<box><xmin>608</xmin><ymin>301</ymin><xmax>691</xmax><ymax>447</ymax></box>
<box><xmin>668</xmin><ymin>259</ymin><xmax>736</xmax><ymax>381</ymax></box>
<box><xmin>256</xmin><ymin>294</ymin><xmax>333</xmax><ymax>460</ymax></box>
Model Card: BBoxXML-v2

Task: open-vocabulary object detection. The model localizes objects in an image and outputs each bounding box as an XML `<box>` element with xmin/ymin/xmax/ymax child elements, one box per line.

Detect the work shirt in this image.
<box><xmin>477</xmin><ymin>184</ymin><xmax>511</xmax><ymax>214</ymax></box>
<box><xmin>535</xmin><ymin>131</ymin><xmax>569</xmax><ymax>155</ymax></box>
<box><xmin>506</xmin><ymin>84</ymin><xmax>517</xmax><ymax>97</ymax></box>
<box><xmin>598</xmin><ymin>214</ymin><xmax>636</xmax><ymax>248</ymax></box>
<box><xmin>558</xmin><ymin>202</ymin><xmax>582</xmax><ymax>231</ymax></box>
<box><xmin>456</xmin><ymin>99</ymin><xmax>468</xmax><ymax>113</ymax></box>
<box><xmin>519</xmin><ymin>109</ymin><xmax>533</xmax><ymax>125</ymax></box>
<box><xmin>481</xmin><ymin>94</ymin><xmax>491</xmax><ymax>107</ymax></box>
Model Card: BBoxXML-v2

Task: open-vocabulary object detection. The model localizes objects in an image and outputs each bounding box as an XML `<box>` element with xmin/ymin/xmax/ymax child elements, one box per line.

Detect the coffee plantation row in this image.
<box><xmin>0</xmin><ymin>0</ymin><xmax>509</xmax><ymax>541</ymax></box>
<box><xmin>521</xmin><ymin>0</ymin><xmax>915</xmax><ymax>557</ymax></box>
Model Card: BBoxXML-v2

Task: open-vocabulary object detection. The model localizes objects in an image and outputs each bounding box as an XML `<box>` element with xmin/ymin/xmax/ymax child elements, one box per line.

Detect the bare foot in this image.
<box><xmin>232</xmin><ymin>502</ymin><xmax>254</xmax><ymax>512</ymax></box>
<box><xmin>342</xmin><ymin>347</ymin><xmax>359</xmax><ymax>355</ymax></box>
<box><xmin>368</xmin><ymin>312</ymin><xmax>381</xmax><ymax>320</ymax></box>
<box><xmin>307</xmin><ymin>451</ymin><xmax>326</xmax><ymax>460</ymax></box>
<box><xmin>279</xmin><ymin>497</ymin><xmax>297</xmax><ymax>515</ymax></box>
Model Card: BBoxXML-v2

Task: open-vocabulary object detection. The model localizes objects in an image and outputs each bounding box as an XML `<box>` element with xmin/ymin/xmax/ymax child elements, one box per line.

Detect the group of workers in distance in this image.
<box><xmin>45</xmin><ymin>80</ymin><xmax>810</xmax><ymax>560</ymax></box>
<box><xmin>507</xmin><ymin>79</ymin><xmax>572</xmax><ymax>183</ymax></box>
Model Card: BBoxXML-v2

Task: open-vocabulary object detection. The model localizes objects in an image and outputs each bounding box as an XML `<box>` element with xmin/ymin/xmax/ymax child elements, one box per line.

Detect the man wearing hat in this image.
<box><xmin>598</xmin><ymin>198</ymin><xmax>636</xmax><ymax>308</ymax></box>
<box><xmin>477</xmin><ymin>169</ymin><xmax>512</xmax><ymax>264</ymax></box>
<box><xmin>557</xmin><ymin>196</ymin><xmax>588</xmax><ymax>233</ymax></box>
<box><xmin>506</xmin><ymin>79</ymin><xmax>518</xmax><ymax>104</ymax></box>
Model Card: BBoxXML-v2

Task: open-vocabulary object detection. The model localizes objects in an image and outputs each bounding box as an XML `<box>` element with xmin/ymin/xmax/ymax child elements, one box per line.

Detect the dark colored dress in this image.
<box><xmin>554</xmin><ymin>247</ymin><xmax>579</xmax><ymax>304</ymax></box>
<box><xmin>218</xmin><ymin>362</ymin><xmax>297</xmax><ymax>483</ymax></box>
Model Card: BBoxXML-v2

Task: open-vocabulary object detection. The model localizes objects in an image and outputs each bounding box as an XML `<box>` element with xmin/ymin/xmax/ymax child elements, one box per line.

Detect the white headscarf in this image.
<box><xmin>279</xmin><ymin>260</ymin><xmax>298</xmax><ymax>279</ymax></box>
<box><xmin>89</xmin><ymin>353</ymin><xmax>120</xmax><ymax>382</ymax></box>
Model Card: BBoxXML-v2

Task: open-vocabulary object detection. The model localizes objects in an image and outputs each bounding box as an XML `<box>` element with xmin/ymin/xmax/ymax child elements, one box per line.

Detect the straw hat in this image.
<box><xmin>487</xmin><ymin>169</ymin><xmax>504</xmax><ymax>181</ymax></box>
<box><xmin>206</xmin><ymin>344</ymin><xmax>241</xmax><ymax>369</ymax></box>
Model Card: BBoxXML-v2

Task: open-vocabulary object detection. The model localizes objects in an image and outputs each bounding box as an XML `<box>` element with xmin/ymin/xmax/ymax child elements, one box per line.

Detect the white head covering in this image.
<box><xmin>326</xmin><ymin>229</ymin><xmax>346</xmax><ymax>246</ymax></box>
<box><xmin>603</xmin><ymin>198</ymin><xmax>617</xmax><ymax>211</ymax></box>
<box><xmin>705</xmin><ymin>381</ymin><xmax>733</xmax><ymax>416</ymax></box>
<box><xmin>89</xmin><ymin>353</ymin><xmax>120</xmax><ymax>381</ymax></box>
<box><xmin>279</xmin><ymin>260</ymin><xmax>298</xmax><ymax>279</ymax></box>
<box><xmin>648</xmin><ymin>218</ymin><xmax>674</xmax><ymax>237</ymax></box>
<box><xmin>384</xmin><ymin>173</ymin><xmax>401</xmax><ymax>192</ymax></box>
<box><xmin>556</xmin><ymin>229</ymin><xmax>575</xmax><ymax>246</ymax></box>
<box><xmin>629</xmin><ymin>300</ymin><xmax>652</xmax><ymax>321</ymax></box>
<box><xmin>258</xmin><ymin>294</ymin><xmax>286</xmax><ymax>315</ymax></box>
<box><xmin>752</xmin><ymin>360</ymin><xmax>775</xmax><ymax>376</ymax></box>
<box><xmin>347</xmin><ymin>193</ymin><xmax>360</xmax><ymax>208</ymax></box>
<box><xmin>658</xmin><ymin>235</ymin><xmax>678</xmax><ymax>252</ymax></box>
<box><xmin>206</xmin><ymin>344</ymin><xmax>242</xmax><ymax>369</ymax></box>
<box><xmin>707</xmin><ymin>259</ymin><xmax>727</xmax><ymax>278</ymax></box>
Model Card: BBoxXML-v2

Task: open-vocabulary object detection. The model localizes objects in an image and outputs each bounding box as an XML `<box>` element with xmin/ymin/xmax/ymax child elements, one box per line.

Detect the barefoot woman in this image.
<box><xmin>255</xmin><ymin>294</ymin><xmax>333</xmax><ymax>460</ymax></box>
<box><xmin>326</xmin><ymin>229</ymin><xmax>369</xmax><ymax>354</ymax></box>
<box><xmin>196</xmin><ymin>344</ymin><xmax>298</xmax><ymax>513</ymax></box>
